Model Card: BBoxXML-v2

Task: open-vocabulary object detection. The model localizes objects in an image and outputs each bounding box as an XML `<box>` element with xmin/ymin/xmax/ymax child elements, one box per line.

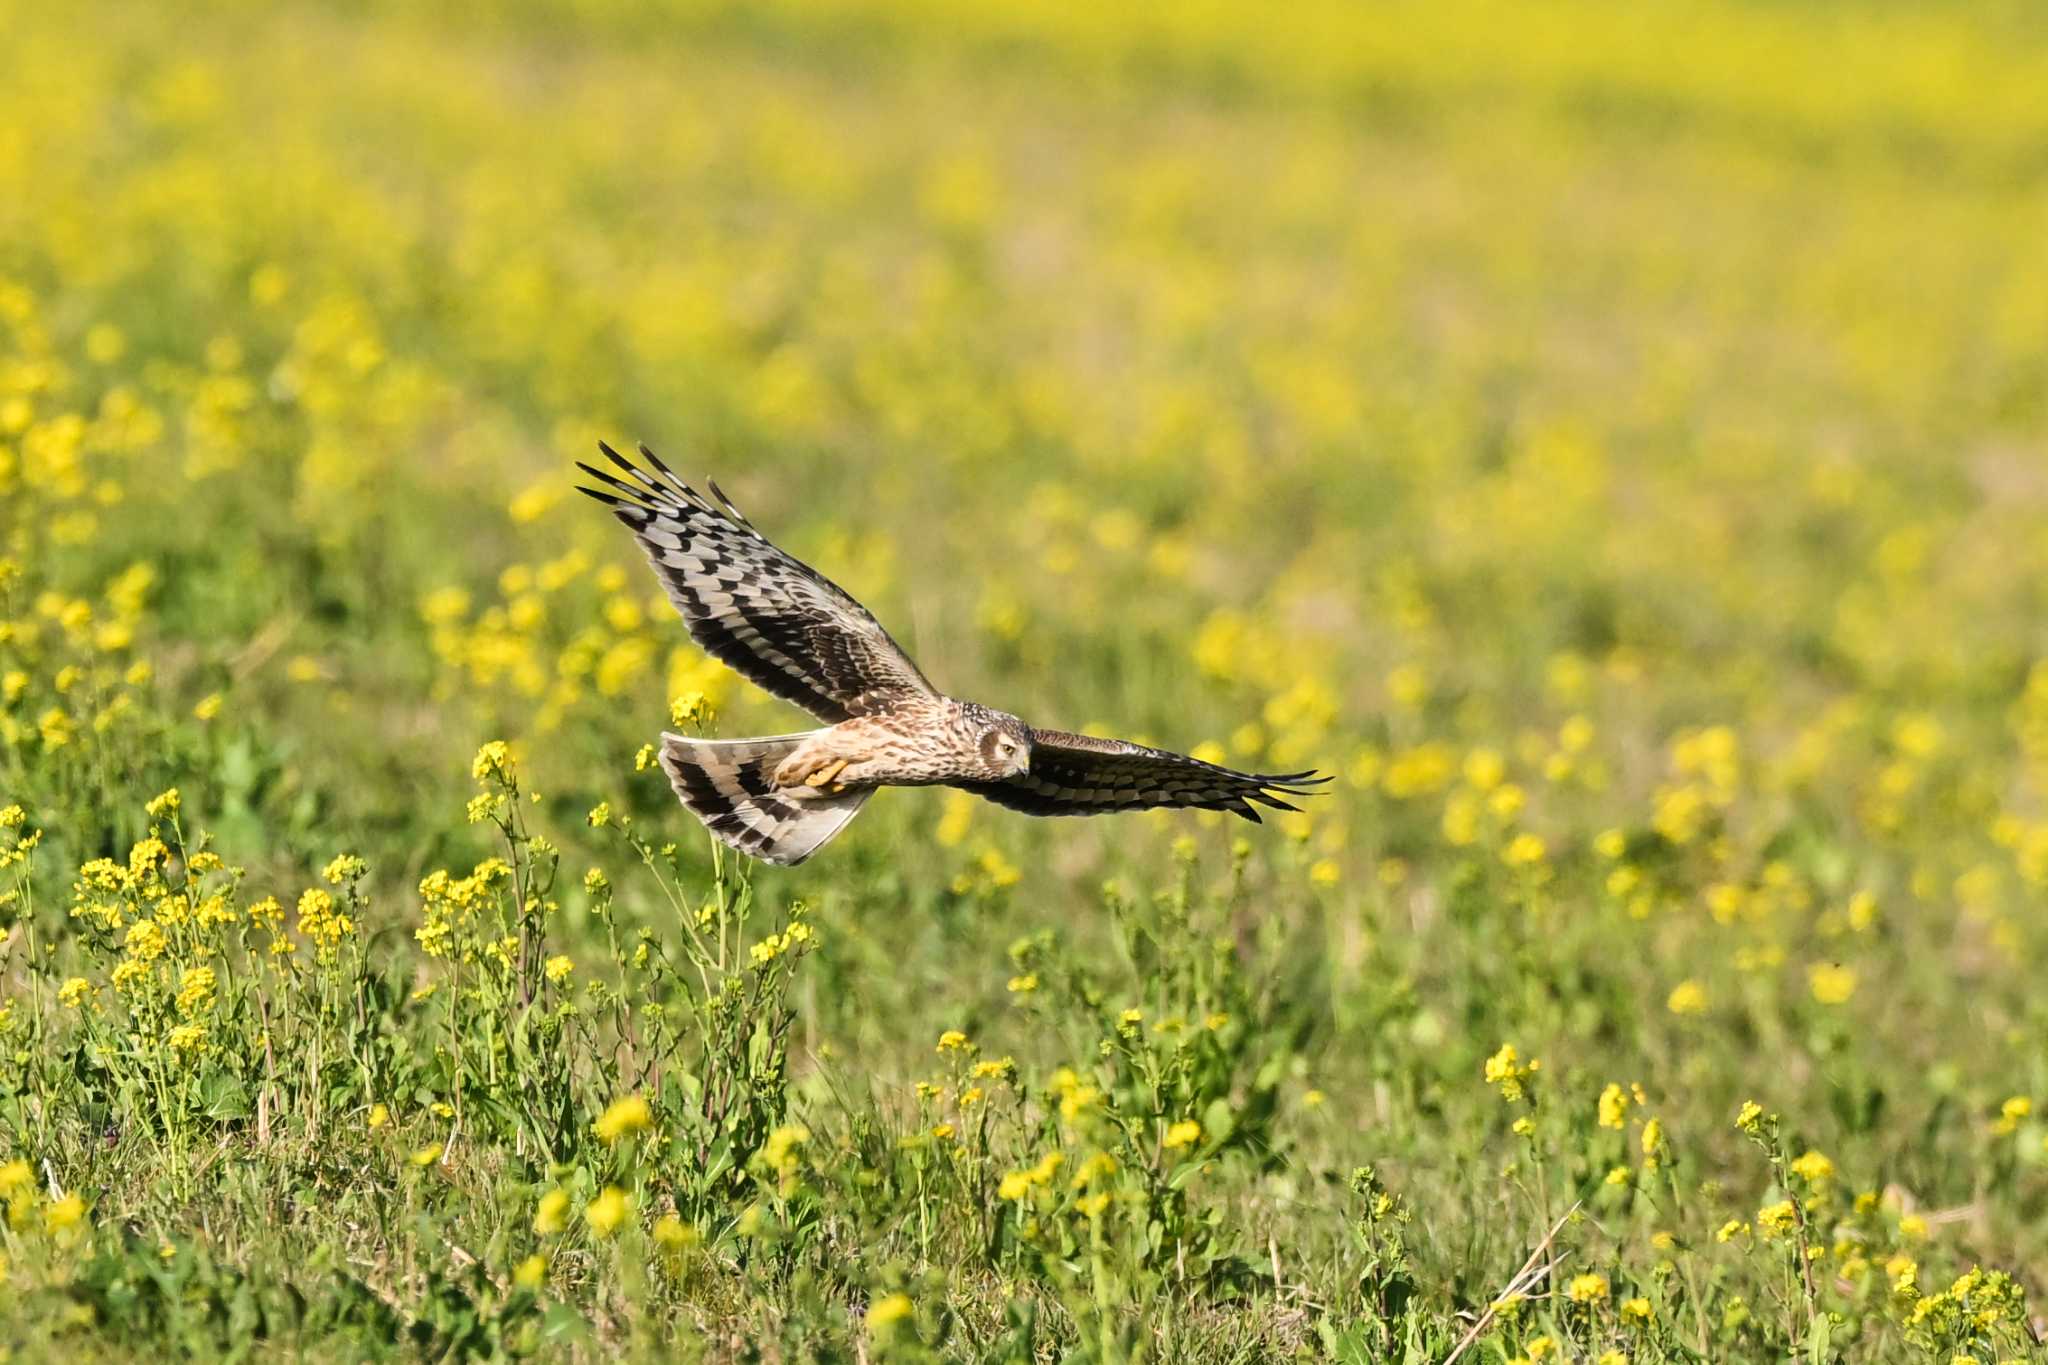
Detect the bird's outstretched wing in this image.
<box><xmin>577</xmin><ymin>443</ymin><xmax>936</xmax><ymax>723</ymax></box>
<box><xmin>955</xmin><ymin>728</ymin><xmax>1329</xmax><ymax>821</ymax></box>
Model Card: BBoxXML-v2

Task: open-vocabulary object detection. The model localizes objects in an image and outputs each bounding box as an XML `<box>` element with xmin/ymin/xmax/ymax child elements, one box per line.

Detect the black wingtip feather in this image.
<box><xmin>634</xmin><ymin>443</ymin><xmax>689</xmax><ymax>495</ymax></box>
<box><xmin>705</xmin><ymin>478</ymin><xmax>757</xmax><ymax>529</ymax></box>
<box><xmin>574</xmin><ymin>460</ymin><xmax>659</xmax><ymax>505</ymax></box>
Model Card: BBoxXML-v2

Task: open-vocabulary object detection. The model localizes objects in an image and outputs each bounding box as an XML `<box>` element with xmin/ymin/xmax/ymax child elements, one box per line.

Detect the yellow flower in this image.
<box><xmin>1620</xmin><ymin>1296</ymin><xmax>1652</xmax><ymax>1324</ymax></box>
<box><xmin>322</xmin><ymin>853</ymin><xmax>366</xmax><ymax>885</ymax></box>
<box><xmin>936</xmin><ymin>1029</ymin><xmax>972</xmax><ymax>1054</ymax></box>
<box><xmin>1568</xmin><ymin>1272</ymin><xmax>1609</xmax><ymax>1302</ymax></box>
<box><xmin>669</xmin><ymin>691</ymin><xmax>714</xmax><ymax>728</ymax></box>
<box><xmin>594</xmin><ymin>1095</ymin><xmax>652</xmax><ymax>1142</ymax></box>
<box><xmin>144</xmin><ymin>788</ymin><xmax>180</xmax><ymax>818</ymax></box>
<box><xmin>295</xmin><ymin>888</ymin><xmax>355</xmax><ymax>952</ymax></box>
<box><xmin>585</xmin><ymin>1186</ymin><xmax>630</xmax><ymax>1237</ymax></box>
<box><xmin>865</xmin><ymin>1292</ymin><xmax>913</xmax><ymax>1335</ymax></box>
<box><xmin>545</xmin><ymin>954</ymin><xmax>574</xmax><ymax>983</ymax></box>
<box><xmin>410</xmin><ymin>1143</ymin><xmax>444</xmax><ymax>1167</ymax></box>
<box><xmin>513</xmin><ymin>1254</ymin><xmax>547</xmax><ymax>1289</ymax></box>
<box><xmin>471</xmin><ymin>740</ymin><xmax>513</xmax><ymax>784</ymax></box>
<box><xmin>757</xmin><ymin>1124</ymin><xmax>809</xmax><ymax>1179</ymax></box>
<box><xmin>44</xmin><ymin>1192</ymin><xmax>86</xmax><ymax>1233</ymax></box>
<box><xmin>1734</xmin><ymin>1100</ymin><xmax>1766</xmax><ymax>1136</ymax></box>
<box><xmin>1162</xmin><ymin>1120</ymin><xmax>1202</xmax><ymax>1151</ymax></box>
<box><xmin>1502</xmin><ymin>832</ymin><xmax>1547</xmax><ymax>867</ymax></box>
<box><xmin>367</xmin><ymin>1103</ymin><xmax>390</xmax><ymax>1130</ymax></box>
<box><xmin>125</xmin><ymin>917</ymin><xmax>167</xmax><ymax>962</ymax></box>
<box><xmin>652</xmin><ymin>1214</ymin><xmax>699</xmax><ymax>1254</ymax></box>
<box><xmin>0</xmin><ymin>1160</ymin><xmax>32</xmax><ymax>1197</ymax></box>
<box><xmin>1665</xmin><ymin>980</ymin><xmax>1707</xmax><ymax>1016</ymax></box>
<box><xmin>175</xmin><ymin>966</ymin><xmax>216</xmax><ymax>1016</ymax></box>
<box><xmin>1597</xmin><ymin>1082</ymin><xmax>1630</xmax><ymax>1130</ymax></box>
<box><xmin>1639</xmin><ymin>1118</ymin><xmax>1666</xmax><ymax>1170</ymax></box>
<box><xmin>193</xmin><ymin>692</ymin><xmax>223</xmax><ymax>721</ymax></box>
<box><xmin>1484</xmin><ymin>1043</ymin><xmax>1539</xmax><ymax>1103</ymax></box>
<box><xmin>58</xmin><ymin>977</ymin><xmax>91</xmax><ymax>1008</ymax></box>
<box><xmin>534</xmin><ymin>1187</ymin><xmax>570</xmax><ymax>1235</ymax></box>
<box><xmin>1789</xmin><ymin>1149</ymin><xmax>1834</xmax><ymax>1184</ymax></box>
<box><xmin>1755</xmin><ymin>1200</ymin><xmax>1797</xmax><ymax>1238</ymax></box>
<box><xmin>1808</xmin><ymin>963</ymin><xmax>1857</xmax><ymax>1004</ymax></box>
<box><xmin>1993</xmin><ymin>1096</ymin><xmax>2030</xmax><ymax>1135</ymax></box>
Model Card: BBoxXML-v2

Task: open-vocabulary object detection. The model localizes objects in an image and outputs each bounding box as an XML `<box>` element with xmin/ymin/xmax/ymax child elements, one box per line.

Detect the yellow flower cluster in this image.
<box><xmin>1484</xmin><ymin>1044</ymin><xmax>1540</xmax><ymax>1105</ymax></box>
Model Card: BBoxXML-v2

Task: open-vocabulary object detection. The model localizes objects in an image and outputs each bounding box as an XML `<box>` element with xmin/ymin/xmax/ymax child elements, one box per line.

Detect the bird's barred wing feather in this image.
<box><xmin>956</xmin><ymin>729</ymin><xmax>1329</xmax><ymax>822</ymax></box>
<box><xmin>577</xmin><ymin>443</ymin><xmax>936</xmax><ymax>723</ymax></box>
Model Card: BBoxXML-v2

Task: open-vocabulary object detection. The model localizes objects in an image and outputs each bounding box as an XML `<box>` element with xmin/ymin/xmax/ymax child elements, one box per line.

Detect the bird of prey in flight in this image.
<box><xmin>577</xmin><ymin>443</ymin><xmax>1327</xmax><ymax>864</ymax></box>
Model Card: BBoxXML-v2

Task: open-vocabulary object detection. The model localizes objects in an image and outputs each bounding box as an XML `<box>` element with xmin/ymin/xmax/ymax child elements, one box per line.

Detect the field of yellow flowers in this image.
<box><xmin>4</xmin><ymin>0</ymin><xmax>2048</xmax><ymax>1359</ymax></box>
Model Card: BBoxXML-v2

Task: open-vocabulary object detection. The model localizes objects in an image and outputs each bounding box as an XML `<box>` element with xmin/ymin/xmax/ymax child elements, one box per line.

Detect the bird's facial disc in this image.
<box><xmin>980</xmin><ymin>725</ymin><xmax>1032</xmax><ymax>777</ymax></box>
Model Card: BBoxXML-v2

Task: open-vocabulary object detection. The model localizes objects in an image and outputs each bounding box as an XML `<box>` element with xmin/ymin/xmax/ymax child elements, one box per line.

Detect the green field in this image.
<box><xmin>4</xmin><ymin>0</ymin><xmax>2048</xmax><ymax>1358</ymax></box>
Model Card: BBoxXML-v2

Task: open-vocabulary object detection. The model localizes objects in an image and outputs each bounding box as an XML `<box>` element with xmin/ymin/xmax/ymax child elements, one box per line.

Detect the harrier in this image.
<box><xmin>577</xmin><ymin>444</ymin><xmax>1328</xmax><ymax>865</ymax></box>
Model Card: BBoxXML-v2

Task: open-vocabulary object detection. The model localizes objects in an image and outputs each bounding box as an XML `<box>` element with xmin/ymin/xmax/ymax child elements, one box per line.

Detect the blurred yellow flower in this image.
<box><xmin>1597</xmin><ymin>1083</ymin><xmax>1630</xmax><ymax>1130</ymax></box>
<box><xmin>1666</xmin><ymin>980</ymin><xmax>1708</xmax><ymax>1016</ymax></box>
<box><xmin>865</xmin><ymin>1292</ymin><xmax>913</xmax><ymax>1335</ymax></box>
<box><xmin>1808</xmin><ymin>963</ymin><xmax>1857</xmax><ymax>1005</ymax></box>
<box><xmin>533</xmin><ymin>1188</ymin><xmax>570</xmax><ymax>1235</ymax></box>
<box><xmin>653</xmin><ymin>1214</ymin><xmax>698</xmax><ymax>1257</ymax></box>
<box><xmin>44</xmin><ymin>1192</ymin><xmax>86</xmax><ymax>1234</ymax></box>
<box><xmin>1789</xmin><ymin>1149</ymin><xmax>1834</xmax><ymax>1185</ymax></box>
<box><xmin>594</xmin><ymin>1095</ymin><xmax>652</xmax><ymax>1142</ymax></box>
<box><xmin>584</xmin><ymin>1186</ymin><xmax>629</xmax><ymax>1237</ymax></box>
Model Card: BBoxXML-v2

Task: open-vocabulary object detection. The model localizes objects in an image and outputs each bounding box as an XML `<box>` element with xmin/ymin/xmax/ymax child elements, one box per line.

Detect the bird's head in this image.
<box><xmin>972</xmin><ymin>708</ymin><xmax>1033</xmax><ymax>779</ymax></box>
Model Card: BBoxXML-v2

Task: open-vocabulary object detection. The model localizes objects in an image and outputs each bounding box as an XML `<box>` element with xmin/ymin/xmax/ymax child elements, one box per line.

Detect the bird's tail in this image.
<box><xmin>657</xmin><ymin>731</ymin><xmax>871</xmax><ymax>866</ymax></box>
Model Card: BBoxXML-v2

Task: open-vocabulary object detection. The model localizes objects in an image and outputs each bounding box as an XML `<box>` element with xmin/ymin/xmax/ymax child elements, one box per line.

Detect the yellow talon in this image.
<box><xmin>805</xmin><ymin>758</ymin><xmax>848</xmax><ymax>787</ymax></box>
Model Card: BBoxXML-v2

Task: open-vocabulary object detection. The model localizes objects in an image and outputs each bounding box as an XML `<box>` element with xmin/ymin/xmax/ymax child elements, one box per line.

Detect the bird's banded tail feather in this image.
<box><xmin>657</xmin><ymin>731</ymin><xmax>870</xmax><ymax>866</ymax></box>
